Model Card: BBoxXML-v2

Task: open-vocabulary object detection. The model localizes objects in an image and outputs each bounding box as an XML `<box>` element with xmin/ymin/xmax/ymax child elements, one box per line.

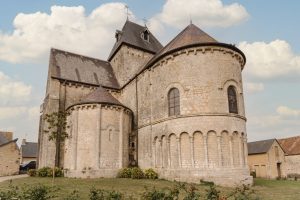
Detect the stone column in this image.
<box><xmin>98</xmin><ymin>106</ymin><xmax>102</xmax><ymax>168</ymax></box>
<box><xmin>217</xmin><ymin>135</ymin><xmax>222</xmax><ymax>167</ymax></box>
<box><xmin>229</xmin><ymin>135</ymin><xmax>234</xmax><ymax>167</ymax></box>
<box><xmin>239</xmin><ymin>134</ymin><xmax>244</xmax><ymax>167</ymax></box>
<box><xmin>177</xmin><ymin>137</ymin><xmax>181</xmax><ymax>168</ymax></box>
<box><xmin>71</xmin><ymin>108</ymin><xmax>79</xmax><ymax>170</ymax></box>
<box><xmin>203</xmin><ymin>135</ymin><xmax>208</xmax><ymax>168</ymax></box>
<box><xmin>119</xmin><ymin>108</ymin><xmax>124</xmax><ymax>168</ymax></box>
<box><xmin>167</xmin><ymin>138</ymin><xmax>171</xmax><ymax>168</ymax></box>
<box><xmin>243</xmin><ymin>136</ymin><xmax>248</xmax><ymax>166</ymax></box>
<box><xmin>159</xmin><ymin>139</ymin><xmax>163</xmax><ymax>168</ymax></box>
<box><xmin>94</xmin><ymin>105</ymin><xmax>101</xmax><ymax>169</ymax></box>
<box><xmin>190</xmin><ymin>136</ymin><xmax>194</xmax><ymax>168</ymax></box>
<box><xmin>152</xmin><ymin>140</ymin><xmax>156</xmax><ymax>167</ymax></box>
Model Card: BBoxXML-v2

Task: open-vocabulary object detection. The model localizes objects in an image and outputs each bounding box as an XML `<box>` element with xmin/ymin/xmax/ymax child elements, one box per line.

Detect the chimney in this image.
<box><xmin>22</xmin><ymin>139</ymin><xmax>27</xmax><ymax>145</ymax></box>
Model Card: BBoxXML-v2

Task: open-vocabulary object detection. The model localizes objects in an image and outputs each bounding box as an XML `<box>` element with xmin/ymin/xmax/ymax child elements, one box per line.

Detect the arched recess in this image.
<box><xmin>169</xmin><ymin>134</ymin><xmax>178</xmax><ymax>168</ymax></box>
<box><xmin>232</xmin><ymin>132</ymin><xmax>240</xmax><ymax>167</ymax></box>
<box><xmin>161</xmin><ymin>136</ymin><xmax>168</xmax><ymax>168</ymax></box>
<box><xmin>180</xmin><ymin>132</ymin><xmax>191</xmax><ymax>168</ymax></box>
<box><xmin>193</xmin><ymin>131</ymin><xmax>205</xmax><ymax>168</ymax></box>
<box><xmin>207</xmin><ymin>131</ymin><xmax>218</xmax><ymax>167</ymax></box>
<box><xmin>154</xmin><ymin>137</ymin><xmax>161</xmax><ymax>168</ymax></box>
<box><xmin>221</xmin><ymin>131</ymin><xmax>230</xmax><ymax>166</ymax></box>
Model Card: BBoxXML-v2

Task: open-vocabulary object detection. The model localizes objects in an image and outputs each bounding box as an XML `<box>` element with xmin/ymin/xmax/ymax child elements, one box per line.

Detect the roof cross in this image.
<box><xmin>124</xmin><ymin>5</ymin><xmax>131</xmax><ymax>21</ymax></box>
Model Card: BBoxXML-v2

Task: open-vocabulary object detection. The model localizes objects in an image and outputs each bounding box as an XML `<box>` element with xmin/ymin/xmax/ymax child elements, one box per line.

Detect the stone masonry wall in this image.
<box><xmin>131</xmin><ymin>45</ymin><xmax>251</xmax><ymax>186</ymax></box>
<box><xmin>0</xmin><ymin>143</ymin><xmax>20</xmax><ymax>176</ymax></box>
<box><xmin>284</xmin><ymin>155</ymin><xmax>300</xmax><ymax>176</ymax></box>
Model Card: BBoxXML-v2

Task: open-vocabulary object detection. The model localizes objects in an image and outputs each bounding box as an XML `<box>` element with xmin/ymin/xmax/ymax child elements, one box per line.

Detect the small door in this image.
<box><xmin>277</xmin><ymin>163</ymin><xmax>281</xmax><ymax>178</ymax></box>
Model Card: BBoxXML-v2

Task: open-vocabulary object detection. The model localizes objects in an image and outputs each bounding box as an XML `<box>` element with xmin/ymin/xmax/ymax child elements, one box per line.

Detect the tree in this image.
<box><xmin>44</xmin><ymin>111</ymin><xmax>69</xmax><ymax>185</ymax></box>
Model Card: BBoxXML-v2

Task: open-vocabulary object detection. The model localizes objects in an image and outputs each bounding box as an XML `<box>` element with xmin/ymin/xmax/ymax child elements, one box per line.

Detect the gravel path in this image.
<box><xmin>0</xmin><ymin>174</ymin><xmax>28</xmax><ymax>183</ymax></box>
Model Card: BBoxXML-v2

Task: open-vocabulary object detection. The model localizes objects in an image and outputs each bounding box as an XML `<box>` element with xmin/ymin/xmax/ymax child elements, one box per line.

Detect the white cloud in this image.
<box><xmin>276</xmin><ymin>106</ymin><xmax>300</xmax><ymax>117</ymax></box>
<box><xmin>0</xmin><ymin>3</ymin><xmax>133</xmax><ymax>63</ymax></box>
<box><xmin>245</xmin><ymin>82</ymin><xmax>264</xmax><ymax>93</ymax></box>
<box><xmin>0</xmin><ymin>106</ymin><xmax>27</xmax><ymax>120</ymax></box>
<box><xmin>239</xmin><ymin>40</ymin><xmax>300</xmax><ymax>79</ymax></box>
<box><xmin>149</xmin><ymin>0</ymin><xmax>249</xmax><ymax>30</ymax></box>
<box><xmin>0</xmin><ymin>71</ymin><xmax>32</xmax><ymax>105</ymax></box>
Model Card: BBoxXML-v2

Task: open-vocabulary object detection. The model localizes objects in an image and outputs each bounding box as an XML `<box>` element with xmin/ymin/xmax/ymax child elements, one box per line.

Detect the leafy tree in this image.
<box><xmin>44</xmin><ymin>111</ymin><xmax>69</xmax><ymax>184</ymax></box>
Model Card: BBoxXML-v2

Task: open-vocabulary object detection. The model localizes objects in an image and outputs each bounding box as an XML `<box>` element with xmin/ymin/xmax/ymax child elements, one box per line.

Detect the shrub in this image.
<box><xmin>64</xmin><ymin>190</ymin><xmax>80</xmax><ymax>200</ymax></box>
<box><xmin>227</xmin><ymin>184</ymin><xmax>260</xmax><ymax>200</ymax></box>
<box><xmin>28</xmin><ymin>169</ymin><xmax>37</xmax><ymax>177</ymax></box>
<box><xmin>37</xmin><ymin>167</ymin><xmax>63</xmax><ymax>177</ymax></box>
<box><xmin>144</xmin><ymin>168</ymin><xmax>158</xmax><ymax>179</ymax></box>
<box><xmin>117</xmin><ymin>168</ymin><xmax>132</xmax><ymax>178</ymax></box>
<box><xmin>204</xmin><ymin>184</ymin><xmax>220</xmax><ymax>200</ymax></box>
<box><xmin>20</xmin><ymin>185</ymin><xmax>58</xmax><ymax>200</ymax></box>
<box><xmin>142</xmin><ymin>187</ymin><xmax>179</xmax><ymax>200</ymax></box>
<box><xmin>131</xmin><ymin>167</ymin><xmax>144</xmax><ymax>179</ymax></box>
<box><xmin>38</xmin><ymin>167</ymin><xmax>52</xmax><ymax>177</ymax></box>
<box><xmin>89</xmin><ymin>187</ymin><xmax>122</xmax><ymax>200</ymax></box>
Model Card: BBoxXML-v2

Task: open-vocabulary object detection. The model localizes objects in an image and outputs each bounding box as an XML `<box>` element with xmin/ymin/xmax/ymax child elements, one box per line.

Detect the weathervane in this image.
<box><xmin>124</xmin><ymin>5</ymin><xmax>131</xmax><ymax>21</ymax></box>
<box><xmin>143</xmin><ymin>17</ymin><xmax>148</xmax><ymax>27</ymax></box>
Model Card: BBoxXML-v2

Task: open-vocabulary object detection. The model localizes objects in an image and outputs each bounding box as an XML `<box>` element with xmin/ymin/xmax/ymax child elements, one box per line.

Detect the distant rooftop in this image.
<box><xmin>278</xmin><ymin>135</ymin><xmax>300</xmax><ymax>155</ymax></box>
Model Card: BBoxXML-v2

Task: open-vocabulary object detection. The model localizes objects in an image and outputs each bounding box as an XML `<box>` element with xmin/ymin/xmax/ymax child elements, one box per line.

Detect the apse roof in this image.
<box><xmin>71</xmin><ymin>86</ymin><xmax>123</xmax><ymax>108</ymax></box>
<box><xmin>108</xmin><ymin>20</ymin><xmax>163</xmax><ymax>61</ymax></box>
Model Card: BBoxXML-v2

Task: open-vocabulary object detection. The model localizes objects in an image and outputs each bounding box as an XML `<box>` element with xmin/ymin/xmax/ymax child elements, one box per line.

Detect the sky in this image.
<box><xmin>0</xmin><ymin>0</ymin><xmax>299</xmax><ymax>144</ymax></box>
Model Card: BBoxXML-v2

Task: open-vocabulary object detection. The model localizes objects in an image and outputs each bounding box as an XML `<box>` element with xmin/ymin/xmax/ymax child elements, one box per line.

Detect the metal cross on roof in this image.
<box><xmin>124</xmin><ymin>5</ymin><xmax>131</xmax><ymax>21</ymax></box>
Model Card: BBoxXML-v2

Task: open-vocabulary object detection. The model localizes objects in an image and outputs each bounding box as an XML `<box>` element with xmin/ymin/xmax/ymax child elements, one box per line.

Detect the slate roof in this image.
<box><xmin>69</xmin><ymin>86</ymin><xmax>124</xmax><ymax>109</ymax></box>
<box><xmin>21</xmin><ymin>142</ymin><xmax>38</xmax><ymax>158</ymax></box>
<box><xmin>108</xmin><ymin>20</ymin><xmax>163</xmax><ymax>61</ymax></box>
<box><xmin>51</xmin><ymin>48</ymin><xmax>119</xmax><ymax>89</ymax></box>
<box><xmin>247</xmin><ymin>139</ymin><xmax>276</xmax><ymax>155</ymax></box>
<box><xmin>278</xmin><ymin>136</ymin><xmax>300</xmax><ymax>155</ymax></box>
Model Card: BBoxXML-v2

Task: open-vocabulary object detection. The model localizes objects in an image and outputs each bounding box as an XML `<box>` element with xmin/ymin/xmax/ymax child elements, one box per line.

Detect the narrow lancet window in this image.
<box><xmin>228</xmin><ymin>86</ymin><xmax>238</xmax><ymax>114</ymax></box>
<box><xmin>168</xmin><ymin>88</ymin><xmax>180</xmax><ymax>116</ymax></box>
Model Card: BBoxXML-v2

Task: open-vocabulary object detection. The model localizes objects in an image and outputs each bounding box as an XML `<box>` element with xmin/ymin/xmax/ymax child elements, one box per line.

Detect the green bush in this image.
<box><xmin>37</xmin><ymin>167</ymin><xmax>52</xmax><ymax>177</ymax></box>
<box><xmin>204</xmin><ymin>184</ymin><xmax>220</xmax><ymax>200</ymax></box>
<box><xmin>131</xmin><ymin>167</ymin><xmax>144</xmax><ymax>179</ymax></box>
<box><xmin>227</xmin><ymin>184</ymin><xmax>260</xmax><ymax>200</ymax></box>
<box><xmin>28</xmin><ymin>169</ymin><xmax>37</xmax><ymax>177</ymax></box>
<box><xmin>117</xmin><ymin>168</ymin><xmax>132</xmax><ymax>178</ymax></box>
<box><xmin>64</xmin><ymin>190</ymin><xmax>80</xmax><ymax>200</ymax></box>
<box><xmin>37</xmin><ymin>167</ymin><xmax>64</xmax><ymax>177</ymax></box>
<box><xmin>89</xmin><ymin>187</ymin><xmax>122</xmax><ymax>200</ymax></box>
<box><xmin>142</xmin><ymin>187</ymin><xmax>179</xmax><ymax>200</ymax></box>
<box><xmin>144</xmin><ymin>168</ymin><xmax>158</xmax><ymax>179</ymax></box>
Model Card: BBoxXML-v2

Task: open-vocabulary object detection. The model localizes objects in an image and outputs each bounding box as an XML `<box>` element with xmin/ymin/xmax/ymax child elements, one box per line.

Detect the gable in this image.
<box><xmin>278</xmin><ymin>136</ymin><xmax>300</xmax><ymax>155</ymax></box>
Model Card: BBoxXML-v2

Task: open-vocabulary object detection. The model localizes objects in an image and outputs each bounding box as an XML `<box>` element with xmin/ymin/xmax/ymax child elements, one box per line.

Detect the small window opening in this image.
<box><xmin>93</xmin><ymin>72</ymin><xmax>99</xmax><ymax>85</ymax></box>
<box><xmin>75</xmin><ymin>68</ymin><xmax>81</xmax><ymax>82</ymax></box>
<box><xmin>142</xmin><ymin>29</ymin><xmax>150</xmax><ymax>42</ymax></box>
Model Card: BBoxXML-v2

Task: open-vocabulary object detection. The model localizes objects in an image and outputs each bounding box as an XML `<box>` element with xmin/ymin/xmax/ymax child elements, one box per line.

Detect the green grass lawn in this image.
<box><xmin>0</xmin><ymin>177</ymin><xmax>299</xmax><ymax>199</ymax></box>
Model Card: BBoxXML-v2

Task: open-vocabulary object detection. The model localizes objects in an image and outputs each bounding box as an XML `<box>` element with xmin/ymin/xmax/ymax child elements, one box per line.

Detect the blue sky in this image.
<box><xmin>0</xmin><ymin>0</ymin><xmax>299</xmax><ymax>143</ymax></box>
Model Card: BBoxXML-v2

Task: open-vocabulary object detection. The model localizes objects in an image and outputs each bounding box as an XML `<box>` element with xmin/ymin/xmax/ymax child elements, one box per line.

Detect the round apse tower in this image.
<box><xmin>63</xmin><ymin>86</ymin><xmax>132</xmax><ymax>178</ymax></box>
<box><xmin>137</xmin><ymin>23</ymin><xmax>252</xmax><ymax>186</ymax></box>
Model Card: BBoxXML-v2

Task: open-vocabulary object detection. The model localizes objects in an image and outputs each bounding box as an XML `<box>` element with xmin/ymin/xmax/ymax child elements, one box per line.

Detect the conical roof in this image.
<box><xmin>108</xmin><ymin>20</ymin><xmax>163</xmax><ymax>61</ymax></box>
<box><xmin>159</xmin><ymin>23</ymin><xmax>217</xmax><ymax>56</ymax></box>
<box><xmin>75</xmin><ymin>86</ymin><xmax>123</xmax><ymax>107</ymax></box>
<box><xmin>143</xmin><ymin>24</ymin><xmax>218</xmax><ymax>69</ymax></box>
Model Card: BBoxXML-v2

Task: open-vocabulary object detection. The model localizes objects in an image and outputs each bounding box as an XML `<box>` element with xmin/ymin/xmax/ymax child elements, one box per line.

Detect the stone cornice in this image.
<box><xmin>138</xmin><ymin>113</ymin><xmax>246</xmax><ymax>129</ymax></box>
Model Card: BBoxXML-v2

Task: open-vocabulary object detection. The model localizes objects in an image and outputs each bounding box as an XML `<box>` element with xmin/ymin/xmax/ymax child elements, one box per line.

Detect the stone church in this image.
<box><xmin>38</xmin><ymin>20</ymin><xmax>252</xmax><ymax>186</ymax></box>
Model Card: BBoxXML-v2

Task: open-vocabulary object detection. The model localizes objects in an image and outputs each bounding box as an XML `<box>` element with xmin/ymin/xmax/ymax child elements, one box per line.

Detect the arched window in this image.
<box><xmin>168</xmin><ymin>88</ymin><xmax>180</xmax><ymax>116</ymax></box>
<box><xmin>228</xmin><ymin>86</ymin><xmax>238</xmax><ymax>114</ymax></box>
<box><xmin>142</xmin><ymin>30</ymin><xmax>150</xmax><ymax>42</ymax></box>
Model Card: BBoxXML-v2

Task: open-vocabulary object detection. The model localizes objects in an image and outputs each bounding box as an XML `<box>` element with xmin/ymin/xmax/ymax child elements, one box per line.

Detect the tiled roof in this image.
<box><xmin>51</xmin><ymin>49</ymin><xmax>119</xmax><ymax>89</ymax></box>
<box><xmin>108</xmin><ymin>20</ymin><xmax>163</xmax><ymax>61</ymax></box>
<box><xmin>21</xmin><ymin>142</ymin><xmax>38</xmax><ymax>158</ymax></box>
<box><xmin>278</xmin><ymin>136</ymin><xmax>300</xmax><ymax>155</ymax></box>
<box><xmin>247</xmin><ymin>139</ymin><xmax>276</xmax><ymax>155</ymax></box>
